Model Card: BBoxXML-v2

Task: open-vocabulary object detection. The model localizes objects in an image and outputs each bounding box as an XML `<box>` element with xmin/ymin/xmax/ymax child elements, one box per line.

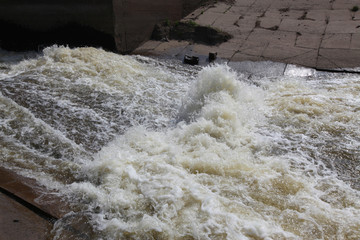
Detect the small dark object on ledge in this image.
<box><xmin>184</xmin><ymin>55</ymin><xmax>199</xmax><ymax>65</ymax></box>
<box><xmin>209</xmin><ymin>52</ymin><xmax>217</xmax><ymax>62</ymax></box>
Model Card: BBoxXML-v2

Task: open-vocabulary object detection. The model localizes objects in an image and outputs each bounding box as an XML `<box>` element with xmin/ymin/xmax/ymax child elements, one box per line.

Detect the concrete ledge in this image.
<box><xmin>0</xmin><ymin>192</ymin><xmax>52</xmax><ymax>240</ymax></box>
<box><xmin>134</xmin><ymin>0</ymin><xmax>360</xmax><ymax>70</ymax></box>
<box><xmin>0</xmin><ymin>167</ymin><xmax>69</xmax><ymax>219</ymax></box>
<box><xmin>0</xmin><ymin>167</ymin><xmax>73</xmax><ymax>240</ymax></box>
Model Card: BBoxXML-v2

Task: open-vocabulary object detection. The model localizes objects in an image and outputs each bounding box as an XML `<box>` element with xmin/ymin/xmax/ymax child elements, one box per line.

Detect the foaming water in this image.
<box><xmin>1</xmin><ymin>46</ymin><xmax>359</xmax><ymax>239</ymax></box>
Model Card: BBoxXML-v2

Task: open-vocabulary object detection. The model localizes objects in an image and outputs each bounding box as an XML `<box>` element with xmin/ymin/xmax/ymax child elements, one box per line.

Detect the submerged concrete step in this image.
<box><xmin>0</xmin><ymin>167</ymin><xmax>70</xmax><ymax>240</ymax></box>
<box><xmin>0</xmin><ymin>192</ymin><xmax>53</xmax><ymax>240</ymax></box>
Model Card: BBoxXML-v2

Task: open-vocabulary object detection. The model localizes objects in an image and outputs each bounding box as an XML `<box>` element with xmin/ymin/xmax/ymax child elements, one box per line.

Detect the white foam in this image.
<box><xmin>60</xmin><ymin>64</ymin><xmax>360</xmax><ymax>239</ymax></box>
<box><xmin>2</xmin><ymin>47</ymin><xmax>359</xmax><ymax>239</ymax></box>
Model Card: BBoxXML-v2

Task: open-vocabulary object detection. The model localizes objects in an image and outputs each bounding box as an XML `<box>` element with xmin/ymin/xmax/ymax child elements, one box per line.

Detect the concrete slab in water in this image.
<box><xmin>0</xmin><ymin>192</ymin><xmax>52</xmax><ymax>240</ymax></box>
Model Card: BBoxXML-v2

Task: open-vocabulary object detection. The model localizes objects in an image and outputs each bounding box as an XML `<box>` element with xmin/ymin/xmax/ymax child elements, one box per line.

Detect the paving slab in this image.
<box><xmin>316</xmin><ymin>54</ymin><xmax>339</xmax><ymax>69</ymax></box>
<box><xmin>263</xmin><ymin>44</ymin><xmax>313</xmax><ymax>61</ymax></box>
<box><xmin>239</xmin><ymin>40</ymin><xmax>268</xmax><ymax>56</ymax></box>
<box><xmin>188</xmin><ymin>43</ymin><xmax>214</xmax><ymax>56</ymax></box>
<box><xmin>350</xmin><ymin>33</ymin><xmax>360</xmax><ymax>48</ymax></box>
<box><xmin>234</xmin><ymin>15</ymin><xmax>258</xmax><ymax>33</ymax></box>
<box><xmin>298</xmin><ymin>20</ymin><xmax>327</xmax><ymax>34</ymax></box>
<box><xmin>250</xmin><ymin>0</ymin><xmax>272</xmax><ymax>12</ymax></box>
<box><xmin>296</xmin><ymin>33</ymin><xmax>323</xmax><ymax>49</ymax></box>
<box><xmin>221</xmin><ymin>25</ymin><xmax>243</xmax><ymax>36</ymax></box>
<box><xmin>152</xmin><ymin>40</ymin><xmax>189</xmax><ymax>57</ymax></box>
<box><xmin>183</xmin><ymin>6</ymin><xmax>210</xmax><ymax>20</ymax></box>
<box><xmin>332</xmin><ymin>0</ymin><xmax>360</xmax><ymax>10</ymax></box>
<box><xmin>278</xmin><ymin>19</ymin><xmax>301</xmax><ymax>32</ymax></box>
<box><xmin>326</xmin><ymin>20</ymin><xmax>360</xmax><ymax>33</ymax></box>
<box><xmin>329</xmin><ymin>9</ymin><xmax>353</xmax><ymax>21</ymax></box>
<box><xmin>264</xmin><ymin>9</ymin><xmax>283</xmax><ymax>19</ymax></box>
<box><xmin>258</xmin><ymin>17</ymin><xmax>281</xmax><ymax>30</ymax></box>
<box><xmin>278</xmin><ymin>10</ymin><xmax>305</xmax><ymax>20</ymax></box>
<box><xmin>286</xmin><ymin>49</ymin><xmax>319</xmax><ymax>68</ymax></box>
<box><xmin>215</xmin><ymin>48</ymin><xmax>236</xmax><ymax>59</ymax></box>
<box><xmin>321</xmin><ymin>33</ymin><xmax>352</xmax><ymax>49</ymax></box>
<box><xmin>195</xmin><ymin>11</ymin><xmax>223</xmax><ymax>26</ymax></box>
<box><xmin>271</xmin><ymin>31</ymin><xmax>297</xmax><ymax>46</ymax></box>
<box><xmin>269</xmin><ymin>2</ymin><xmax>293</xmax><ymax>10</ymax></box>
<box><xmin>233</xmin><ymin>0</ymin><xmax>256</xmax><ymax>7</ymax></box>
<box><xmin>218</xmin><ymin>37</ymin><xmax>245</xmax><ymax>51</ymax></box>
<box><xmin>212</xmin><ymin>12</ymin><xmax>241</xmax><ymax>29</ymax></box>
<box><xmin>353</xmin><ymin>11</ymin><xmax>360</xmax><ymax>20</ymax></box>
<box><xmin>306</xmin><ymin>10</ymin><xmax>329</xmax><ymax>21</ymax></box>
<box><xmin>228</xmin><ymin>5</ymin><xmax>249</xmax><ymax>15</ymax></box>
<box><xmin>318</xmin><ymin>48</ymin><xmax>360</xmax><ymax>69</ymax></box>
<box><xmin>247</xmin><ymin>28</ymin><xmax>275</xmax><ymax>44</ymax></box>
<box><xmin>290</xmin><ymin>0</ymin><xmax>332</xmax><ymax>10</ymax></box>
<box><xmin>230</xmin><ymin>52</ymin><xmax>265</xmax><ymax>62</ymax></box>
<box><xmin>207</xmin><ymin>2</ymin><xmax>232</xmax><ymax>14</ymax></box>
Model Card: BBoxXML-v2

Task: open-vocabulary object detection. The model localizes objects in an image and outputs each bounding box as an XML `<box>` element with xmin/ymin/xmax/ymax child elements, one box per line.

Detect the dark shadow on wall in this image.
<box><xmin>183</xmin><ymin>0</ymin><xmax>235</xmax><ymax>16</ymax></box>
<box><xmin>0</xmin><ymin>20</ymin><xmax>117</xmax><ymax>52</ymax></box>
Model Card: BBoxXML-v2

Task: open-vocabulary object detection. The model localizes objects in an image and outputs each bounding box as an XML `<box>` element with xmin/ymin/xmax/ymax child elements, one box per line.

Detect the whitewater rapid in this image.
<box><xmin>0</xmin><ymin>46</ymin><xmax>359</xmax><ymax>239</ymax></box>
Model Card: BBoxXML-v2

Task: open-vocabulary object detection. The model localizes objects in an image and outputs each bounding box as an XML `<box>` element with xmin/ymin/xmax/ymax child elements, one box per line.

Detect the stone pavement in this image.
<box><xmin>134</xmin><ymin>0</ymin><xmax>360</xmax><ymax>70</ymax></box>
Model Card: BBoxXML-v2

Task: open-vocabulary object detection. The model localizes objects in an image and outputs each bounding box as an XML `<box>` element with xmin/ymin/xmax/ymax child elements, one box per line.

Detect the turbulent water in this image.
<box><xmin>1</xmin><ymin>46</ymin><xmax>359</xmax><ymax>240</ymax></box>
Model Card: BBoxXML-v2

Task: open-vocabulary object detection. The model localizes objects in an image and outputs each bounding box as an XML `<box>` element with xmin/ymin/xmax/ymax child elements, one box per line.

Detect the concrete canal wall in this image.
<box><xmin>0</xmin><ymin>0</ymin><xmax>202</xmax><ymax>53</ymax></box>
<box><xmin>113</xmin><ymin>0</ymin><xmax>183</xmax><ymax>53</ymax></box>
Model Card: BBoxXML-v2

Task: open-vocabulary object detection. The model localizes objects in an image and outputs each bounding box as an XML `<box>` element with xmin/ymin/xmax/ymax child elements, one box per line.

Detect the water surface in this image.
<box><xmin>0</xmin><ymin>46</ymin><xmax>359</xmax><ymax>239</ymax></box>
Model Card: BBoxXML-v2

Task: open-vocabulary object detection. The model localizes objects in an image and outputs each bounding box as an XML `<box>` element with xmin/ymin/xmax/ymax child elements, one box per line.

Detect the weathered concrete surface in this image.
<box><xmin>113</xmin><ymin>0</ymin><xmax>183</xmax><ymax>53</ymax></box>
<box><xmin>134</xmin><ymin>0</ymin><xmax>360</xmax><ymax>70</ymax></box>
<box><xmin>0</xmin><ymin>167</ymin><xmax>94</xmax><ymax>239</ymax></box>
<box><xmin>0</xmin><ymin>167</ymin><xmax>70</xmax><ymax>240</ymax></box>
<box><xmin>0</xmin><ymin>193</ymin><xmax>53</xmax><ymax>240</ymax></box>
<box><xmin>0</xmin><ymin>167</ymin><xmax>69</xmax><ymax>219</ymax></box>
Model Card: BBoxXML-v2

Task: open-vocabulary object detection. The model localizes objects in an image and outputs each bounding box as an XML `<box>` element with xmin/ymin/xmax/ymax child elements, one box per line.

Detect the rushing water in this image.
<box><xmin>1</xmin><ymin>46</ymin><xmax>359</xmax><ymax>240</ymax></box>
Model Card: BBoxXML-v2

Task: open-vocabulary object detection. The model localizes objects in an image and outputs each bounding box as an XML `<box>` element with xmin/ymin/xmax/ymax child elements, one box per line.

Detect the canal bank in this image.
<box><xmin>134</xmin><ymin>0</ymin><xmax>360</xmax><ymax>71</ymax></box>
